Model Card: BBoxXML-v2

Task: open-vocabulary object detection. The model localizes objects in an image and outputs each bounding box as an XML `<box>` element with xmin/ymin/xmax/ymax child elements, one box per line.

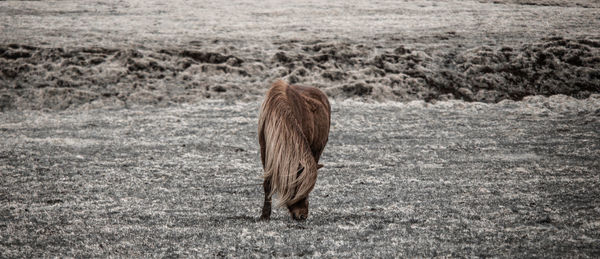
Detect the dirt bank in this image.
<box><xmin>1</xmin><ymin>36</ymin><xmax>599</xmax><ymax>110</ymax></box>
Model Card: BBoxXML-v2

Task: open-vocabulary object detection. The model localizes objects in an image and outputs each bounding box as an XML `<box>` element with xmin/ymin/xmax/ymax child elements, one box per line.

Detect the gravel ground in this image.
<box><xmin>1</xmin><ymin>96</ymin><xmax>599</xmax><ymax>257</ymax></box>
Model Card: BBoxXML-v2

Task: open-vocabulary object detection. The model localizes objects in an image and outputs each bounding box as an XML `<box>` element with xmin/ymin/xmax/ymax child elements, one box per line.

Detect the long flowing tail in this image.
<box><xmin>258</xmin><ymin>80</ymin><xmax>318</xmax><ymax>207</ymax></box>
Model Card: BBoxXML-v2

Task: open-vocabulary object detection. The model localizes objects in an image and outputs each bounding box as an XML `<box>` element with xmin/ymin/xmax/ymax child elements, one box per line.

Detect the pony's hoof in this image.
<box><xmin>260</xmin><ymin>215</ymin><xmax>270</xmax><ymax>221</ymax></box>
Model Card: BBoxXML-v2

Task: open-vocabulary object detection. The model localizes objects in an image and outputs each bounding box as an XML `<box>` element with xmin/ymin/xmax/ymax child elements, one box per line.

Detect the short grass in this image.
<box><xmin>1</xmin><ymin>97</ymin><xmax>599</xmax><ymax>257</ymax></box>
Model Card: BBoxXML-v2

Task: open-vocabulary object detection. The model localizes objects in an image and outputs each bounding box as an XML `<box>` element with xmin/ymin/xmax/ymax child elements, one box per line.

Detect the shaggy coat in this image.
<box><xmin>258</xmin><ymin>80</ymin><xmax>331</xmax><ymax>208</ymax></box>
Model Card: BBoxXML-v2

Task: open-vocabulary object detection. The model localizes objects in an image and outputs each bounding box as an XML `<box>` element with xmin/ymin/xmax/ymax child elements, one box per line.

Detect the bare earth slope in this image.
<box><xmin>1</xmin><ymin>0</ymin><xmax>599</xmax><ymax>110</ymax></box>
<box><xmin>1</xmin><ymin>97</ymin><xmax>599</xmax><ymax>257</ymax></box>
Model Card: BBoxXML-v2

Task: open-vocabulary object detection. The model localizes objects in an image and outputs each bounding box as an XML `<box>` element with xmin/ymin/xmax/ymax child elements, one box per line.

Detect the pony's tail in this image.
<box><xmin>258</xmin><ymin>80</ymin><xmax>318</xmax><ymax>207</ymax></box>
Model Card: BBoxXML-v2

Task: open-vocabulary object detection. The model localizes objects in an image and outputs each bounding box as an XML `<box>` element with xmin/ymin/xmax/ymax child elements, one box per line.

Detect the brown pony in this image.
<box><xmin>258</xmin><ymin>80</ymin><xmax>331</xmax><ymax>221</ymax></box>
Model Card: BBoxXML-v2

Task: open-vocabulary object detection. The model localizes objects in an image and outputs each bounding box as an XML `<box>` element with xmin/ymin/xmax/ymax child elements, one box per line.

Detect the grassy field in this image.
<box><xmin>1</xmin><ymin>0</ymin><xmax>599</xmax><ymax>257</ymax></box>
<box><xmin>1</xmin><ymin>97</ymin><xmax>599</xmax><ymax>257</ymax></box>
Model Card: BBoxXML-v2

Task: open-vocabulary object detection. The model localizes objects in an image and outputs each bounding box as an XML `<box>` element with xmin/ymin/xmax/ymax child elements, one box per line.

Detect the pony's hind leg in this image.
<box><xmin>260</xmin><ymin>178</ymin><xmax>272</xmax><ymax>220</ymax></box>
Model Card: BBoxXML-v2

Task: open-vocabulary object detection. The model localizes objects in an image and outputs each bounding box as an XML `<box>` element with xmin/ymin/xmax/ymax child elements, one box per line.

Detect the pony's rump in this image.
<box><xmin>258</xmin><ymin>80</ymin><xmax>330</xmax><ymax>207</ymax></box>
